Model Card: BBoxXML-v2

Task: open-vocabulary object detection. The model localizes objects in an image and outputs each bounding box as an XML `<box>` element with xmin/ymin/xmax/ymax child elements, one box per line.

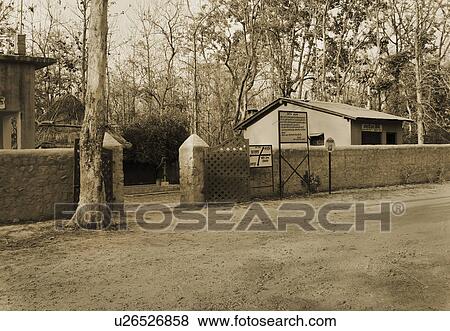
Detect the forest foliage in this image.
<box><xmin>1</xmin><ymin>0</ymin><xmax>449</xmax><ymax>147</ymax></box>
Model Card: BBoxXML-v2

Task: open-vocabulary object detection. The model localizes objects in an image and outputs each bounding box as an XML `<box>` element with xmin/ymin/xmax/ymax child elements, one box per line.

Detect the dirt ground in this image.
<box><xmin>0</xmin><ymin>183</ymin><xmax>449</xmax><ymax>310</ymax></box>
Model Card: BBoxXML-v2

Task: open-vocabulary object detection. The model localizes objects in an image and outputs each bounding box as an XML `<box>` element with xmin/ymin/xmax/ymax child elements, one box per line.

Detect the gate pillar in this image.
<box><xmin>179</xmin><ymin>134</ymin><xmax>209</xmax><ymax>205</ymax></box>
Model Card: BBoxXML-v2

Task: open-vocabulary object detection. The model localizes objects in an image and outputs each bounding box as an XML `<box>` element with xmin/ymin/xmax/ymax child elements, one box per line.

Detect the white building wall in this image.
<box><xmin>243</xmin><ymin>109</ymin><xmax>279</xmax><ymax>146</ymax></box>
<box><xmin>243</xmin><ymin>103</ymin><xmax>352</xmax><ymax>147</ymax></box>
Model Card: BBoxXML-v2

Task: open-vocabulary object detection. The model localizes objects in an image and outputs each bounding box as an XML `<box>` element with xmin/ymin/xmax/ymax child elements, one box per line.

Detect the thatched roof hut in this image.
<box><xmin>36</xmin><ymin>94</ymin><xmax>85</xmax><ymax>148</ymax></box>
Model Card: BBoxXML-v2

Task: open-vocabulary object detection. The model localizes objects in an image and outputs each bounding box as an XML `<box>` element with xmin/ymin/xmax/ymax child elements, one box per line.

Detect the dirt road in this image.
<box><xmin>0</xmin><ymin>184</ymin><xmax>449</xmax><ymax>310</ymax></box>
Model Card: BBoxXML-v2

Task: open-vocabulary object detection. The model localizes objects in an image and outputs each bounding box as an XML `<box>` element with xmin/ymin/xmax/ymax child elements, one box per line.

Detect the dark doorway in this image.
<box><xmin>386</xmin><ymin>132</ymin><xmax>397</xmax><ymax>145</ymax></box>
<box><xmin>361</xmin><ymin>132</ymin><xmax>382</xmax><ymax>145</ymax></box>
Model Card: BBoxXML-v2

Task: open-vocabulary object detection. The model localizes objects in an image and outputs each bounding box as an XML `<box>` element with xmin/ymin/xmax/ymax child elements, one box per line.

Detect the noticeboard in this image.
<box><xmin>249</xmin><ymin>145</ymin><xmax>272</xmax><ymax>168</ymax></box>
<box><xmin>279</xmin><ymin>111</ymin><xmax>308</xmax><ymax>143</ymax></box>
<box><xmin>361</xmin><ymin>123</ymin><xmax>382</xmax><ymax>132</ymax></box>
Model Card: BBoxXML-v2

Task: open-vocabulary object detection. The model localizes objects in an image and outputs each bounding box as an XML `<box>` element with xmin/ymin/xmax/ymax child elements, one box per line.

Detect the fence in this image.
<box><xmin>179</xmin><ymin>134</ymin><xmax>450</xmax><ymax>203</ymax></box>
<box><xmin>205</xmin><ymin>137</ymin><xmax>250</xmax><ymax>202</ymax></box>
<box><xmin>255</xmin><ymin>144</ymin><xmax>450</xmax><ymax>197</ymax></box>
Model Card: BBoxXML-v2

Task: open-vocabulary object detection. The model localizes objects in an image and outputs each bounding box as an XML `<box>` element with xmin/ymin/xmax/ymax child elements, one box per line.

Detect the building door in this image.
<box><xmin>386</xmin><ymin>132</ymin><xmax>397</xmax><ymax>145</ymax></box>
<box><xmin>361</xmin><ymin>132</ymin><xmax>382</xmax><ymax>145</ymax></box>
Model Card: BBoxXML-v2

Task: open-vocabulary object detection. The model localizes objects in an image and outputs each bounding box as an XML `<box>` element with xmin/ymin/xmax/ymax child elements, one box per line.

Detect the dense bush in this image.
<box><xmin>121</xmin><ymin>113</ymin><xmax>190</xmax><ymax>167</ymax></box>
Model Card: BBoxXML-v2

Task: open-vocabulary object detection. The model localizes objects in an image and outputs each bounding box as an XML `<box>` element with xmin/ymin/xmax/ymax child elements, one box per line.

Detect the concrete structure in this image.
<box><xmin>179</xmin><ymin>134</ymin><xmax>209</xmax><ymax>205</ymax></box>
<box><xmin>0</xmin><ymin>54</ymin><xmax>56</xmax><ymax>149</ymax></box>
<box><xmin>103</xmin><ymin>132</ymin><xmax>127</xmax><ymax>206</ymax></box>
<box><xmin>236</xmin><ymin>98</ymin><xmax>413</xmax><ymax>146</ymax></box>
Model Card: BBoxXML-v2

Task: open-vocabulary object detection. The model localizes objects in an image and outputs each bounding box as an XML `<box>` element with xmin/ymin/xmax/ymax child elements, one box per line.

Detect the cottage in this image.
<box><xmin>236</xmin><ymin>98</ymin><xmax>413</xmax><ymax>146</ymax></box>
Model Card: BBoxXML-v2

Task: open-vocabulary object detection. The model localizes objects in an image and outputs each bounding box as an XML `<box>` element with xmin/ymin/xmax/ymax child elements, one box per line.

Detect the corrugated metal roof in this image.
<box><xmin>235</xmin><ymin>98</ymin><xmax>413</xmax><ymax>130</ymax></box>
<box><xmin>304</xmin><ymin>101</ymin><xmax>413</xmax><ymax>121</ymax></box>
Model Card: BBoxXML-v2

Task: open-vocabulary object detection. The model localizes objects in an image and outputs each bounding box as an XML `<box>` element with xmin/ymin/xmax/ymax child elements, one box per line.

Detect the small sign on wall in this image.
<box><xmin>0</xmin><ymin>96</ymin><xmax>5</xmax><ymax>110</ymax></box>
<box><xmin>249</xmin><ymin>145</ymin><xmax>273</xmax><ymax>168</ymax></box>
<box><xmin>325</xmin><ymin>137</ymin><xmax>335</xmax><ymax>153</ymax></box>
<box><xmin>362</xmin><ymin>123</ymin><xmax>382</xmax><ymax>132</ymax></box>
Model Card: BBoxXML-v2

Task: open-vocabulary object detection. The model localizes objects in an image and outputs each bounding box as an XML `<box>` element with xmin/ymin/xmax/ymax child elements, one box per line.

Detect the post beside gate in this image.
<box><xmin>179</xmin><ymin>134</ymin><xmax>209</xmax><ymax>205</ymax></box>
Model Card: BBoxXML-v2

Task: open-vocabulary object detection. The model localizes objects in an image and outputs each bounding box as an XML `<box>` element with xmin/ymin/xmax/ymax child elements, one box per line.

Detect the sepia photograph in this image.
<box><xmin>0</xmin><ymin>0</ymin><xmax>449</xmax><ymax>329</ymax></box>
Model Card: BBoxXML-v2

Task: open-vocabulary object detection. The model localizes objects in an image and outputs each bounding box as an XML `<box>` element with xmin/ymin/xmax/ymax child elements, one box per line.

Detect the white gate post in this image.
<box><xmin>179</xmin><ymin>134</ymin><xmax>209</xmax><ymax>205</ymax></box>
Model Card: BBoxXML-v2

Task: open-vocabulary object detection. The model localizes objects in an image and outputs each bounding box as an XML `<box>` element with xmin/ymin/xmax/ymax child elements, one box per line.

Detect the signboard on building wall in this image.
<box><xmin>279</xmin><ymin>111</ymin><xmax>308</xmax><ymax>143</ymax></box>
<box><xmin>325</xmin><ymin>137</ymin><xmax>335</xmax><ymax>153</ymax></box>
<box><xmin>362</xmin><ymin>123</ymin><xmax>382</xmax><ymax>132</ymax></box>
<box><xmin>249</xmin><ymin>145</ymin><xmax>272</xmax><ymax>168</ymax></box>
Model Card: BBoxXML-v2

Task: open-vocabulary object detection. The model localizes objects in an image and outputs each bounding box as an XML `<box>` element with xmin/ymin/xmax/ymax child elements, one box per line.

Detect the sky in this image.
<box><xmin>9</xmin><ymin>0</ymin><xmax>204</xmax><ymax>58</ymax></box>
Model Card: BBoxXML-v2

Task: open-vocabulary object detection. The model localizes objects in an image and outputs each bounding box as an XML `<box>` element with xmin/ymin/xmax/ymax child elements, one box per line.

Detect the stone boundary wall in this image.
<box><xmin>180</xmin><ymin>134</ymin><xmax>450</xmax><ymax>203</ymax></box>
<box><xmin>252</xmin><ymin>144</ymin><xmax>450</xmax><ymax>197</ymax></box>
<box><xmin>0</xmin><ymin>148</ymin><xmax>74</xmax><ymax>222</ymax></box>
<box><xmin>0</xmin><ymin>142</ymin><xmax>125</xmax><ymax>223</ymax></box>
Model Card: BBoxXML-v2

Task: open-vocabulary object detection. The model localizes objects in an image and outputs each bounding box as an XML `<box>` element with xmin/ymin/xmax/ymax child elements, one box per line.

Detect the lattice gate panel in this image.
<box><xmin>205</xmin><ymin>138</ymin><xmax>250</xmax><ymax>202</ymax></box>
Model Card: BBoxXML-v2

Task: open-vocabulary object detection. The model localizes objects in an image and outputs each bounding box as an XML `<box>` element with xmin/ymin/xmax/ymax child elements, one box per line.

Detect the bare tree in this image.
<box><xmin>263</xmin><ymin>0</ymin><xmax>317</xmax><ymax>99</ymax></box>
<box><xmin>133</xmin><ymin>0</ymin><xmax>183</xmax><ymax>114</ymax></box>
<box><xmin>0</xmin><ymin>0</ymin><xmax>13</xmax><ymax>29</ymax></box>
<box><xmin>153</xmin><ymin>1</ymin><xmax>183</xmax><ymax>113</ymax></box>
<box><xmin>412</xmin><ymin>0</ymin><xmax>441</xmax><ymax>144</ymax></box>
<box><xmin>414</xmin><ymin>0</ymin><xmax>425</xmax><ymax>144</ymax></box>
<box><xmin>320</xmin><ymin>0</ymin><xmax>329</xmax><ymax>101</ymax></box>
<box><xmin>186</xmin><ymin>0</ymin><xmax>217</xmax><ymax>134</ymax></box>
<box><xmin>0</xmin><ymin>1</ymin><xmax>15</xmax><ymax>52</ymax></box>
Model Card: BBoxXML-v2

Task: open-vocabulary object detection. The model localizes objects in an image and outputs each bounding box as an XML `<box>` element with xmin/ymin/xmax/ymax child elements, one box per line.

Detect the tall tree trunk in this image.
<box><xmin>380</xmin><ymin>91</ymin><xmax>387</xmax><ymax>113</ymax></box>
<box><xmin>321</xmin><ymin>1</ymin><xmax>329</xmax><ymax>101</ymax></box>
<box><xmin>81</xmin><ymin>0</ymin><xmax>88</xmax><ymax>105</ymax></box>
<box><xmin>414</xmin><ymin>0</ymin><xmax>425</xmax><ymax>144</ymax></box>
<box><xmin>74</xmin><ymin>0</ymin><xmax>108</xmax><ymax>227</ymax></box>
<box><xmin>193</xmin><ymin>29</ymin><xmax>199</xmax><ymax>134</ymax></box>
<box><xmin>234</xmin><ymin>63</ymin><xmax>251</xmax><ymax>125</ymax></box>
<box><xmin>406</xmin><ymin>99</ymin><xmax>413</xmax><ymax>135</ymax></box>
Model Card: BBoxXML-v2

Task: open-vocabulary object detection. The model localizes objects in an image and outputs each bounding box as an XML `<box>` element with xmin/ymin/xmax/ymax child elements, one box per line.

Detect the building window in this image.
<box><xmin>310</xmin><ymin>133</ymin><xmax>324</xmax><ymax>146</ymax></box>
<box><xmin>361</xmin><ymin>131</ymin><xmax>382</xmax><ymax>145</ymax></box>
<box><xmin>386</xmin><ymin>132</ymin><xmax>397</xmax><ymax>145</ymax></box>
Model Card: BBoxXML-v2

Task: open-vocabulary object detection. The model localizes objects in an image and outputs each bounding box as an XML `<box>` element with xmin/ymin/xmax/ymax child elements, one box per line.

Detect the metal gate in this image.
<box><xmin>102</xmin><ymin>148</ymin><xmax>114</xmax><ymax>203</ymax></box>
<box><xmin>205</xmin><ymin>136</ymin><xmax>250</xmax><ymax>202</ymax></box>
